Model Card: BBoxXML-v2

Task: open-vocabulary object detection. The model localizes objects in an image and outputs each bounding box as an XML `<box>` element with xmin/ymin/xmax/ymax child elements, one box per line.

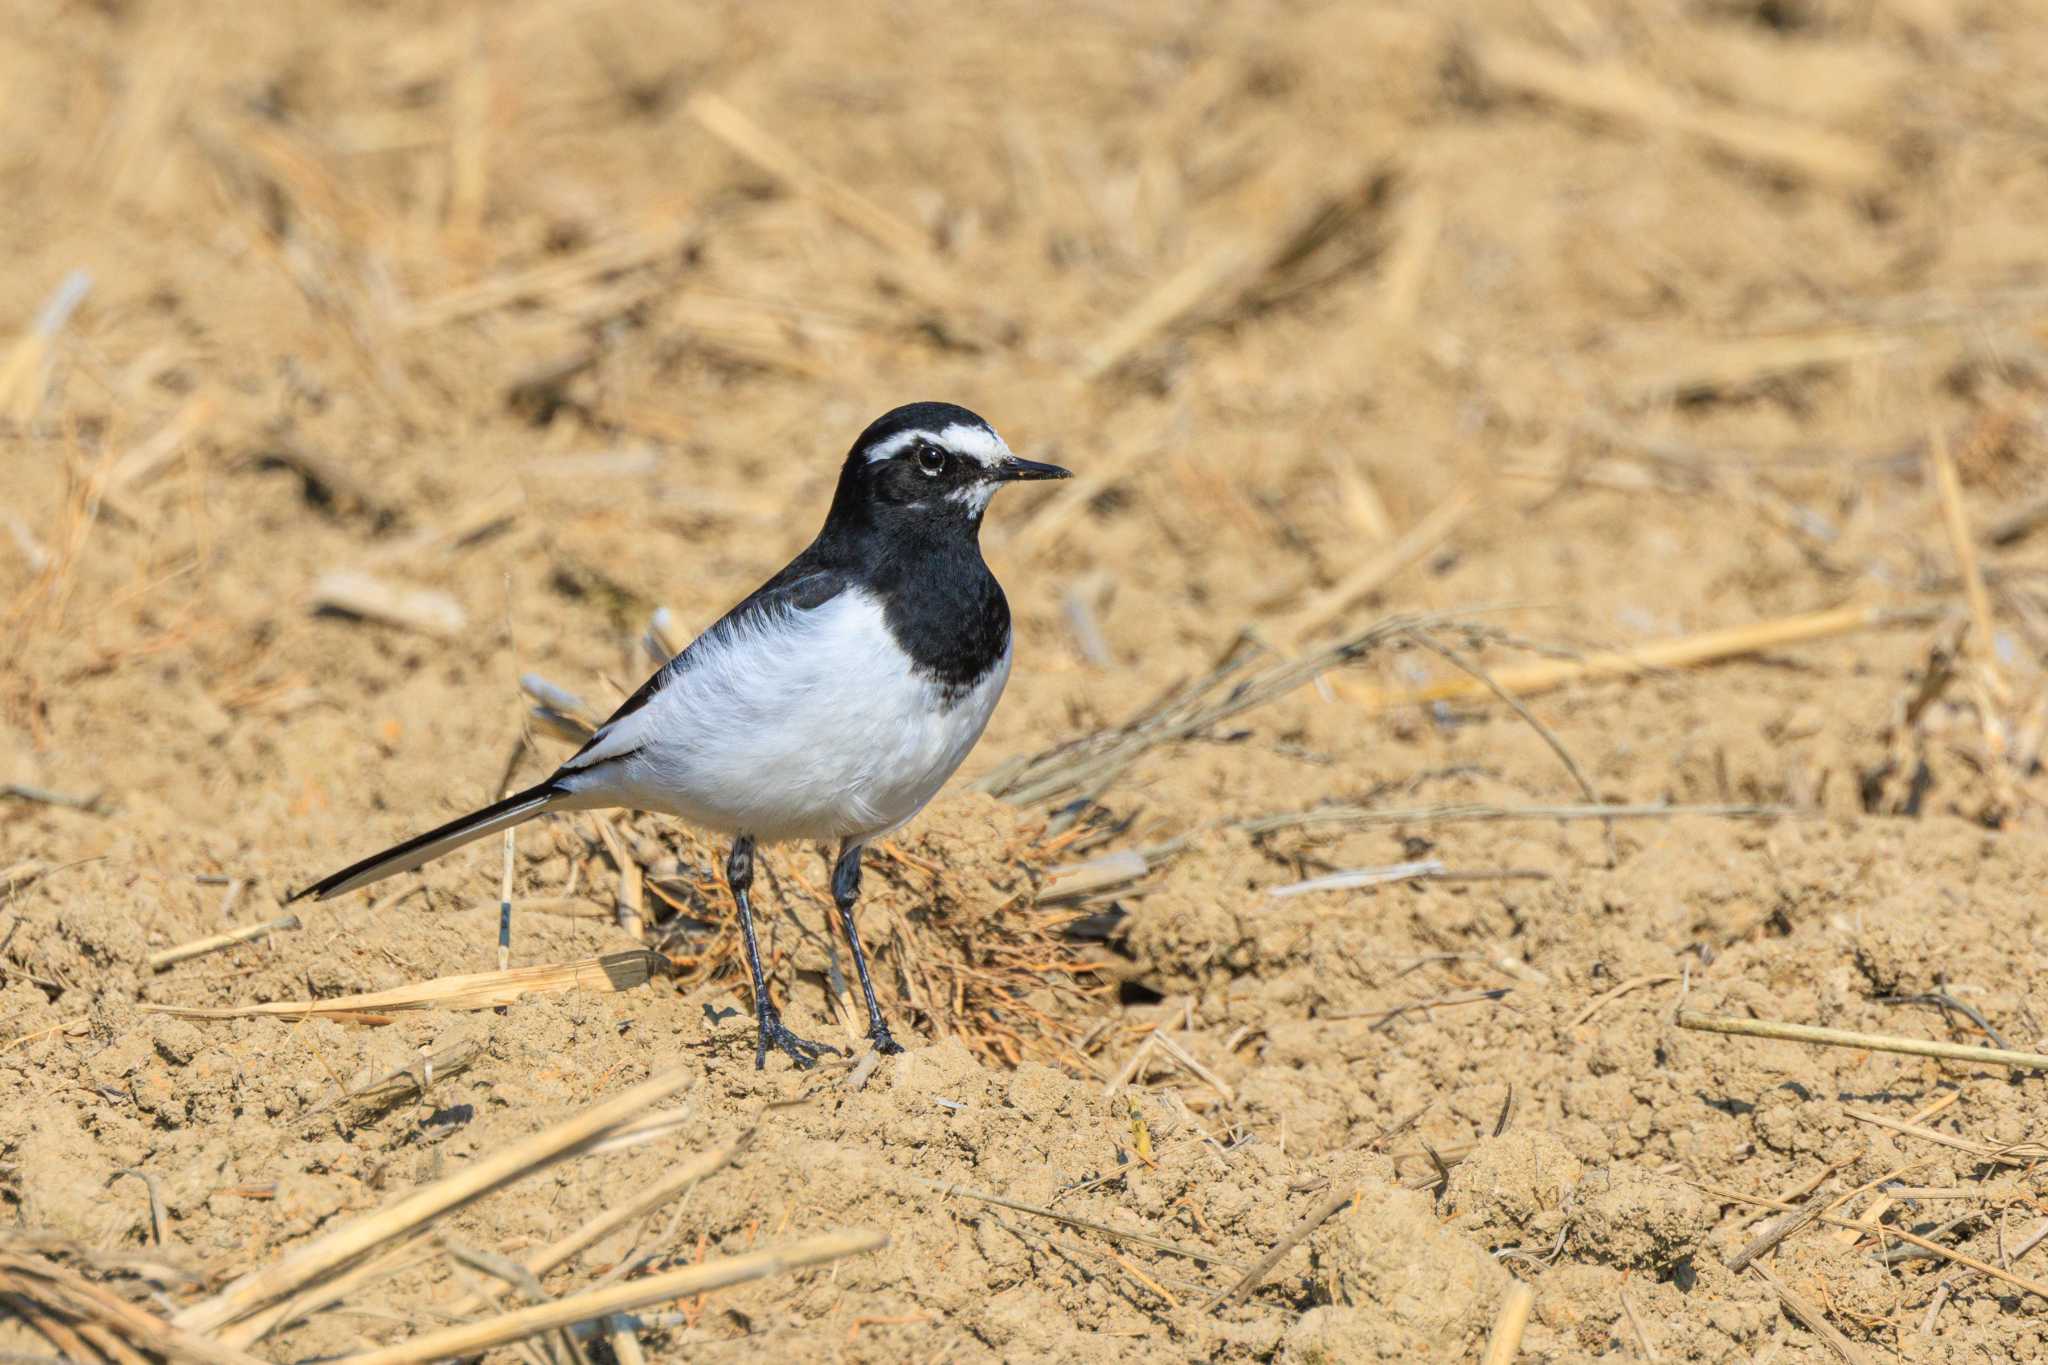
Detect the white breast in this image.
<box><xmin>555</xmin><ymin>589</ymin><xmax>1010</xmax><ymax>844</ymax></box>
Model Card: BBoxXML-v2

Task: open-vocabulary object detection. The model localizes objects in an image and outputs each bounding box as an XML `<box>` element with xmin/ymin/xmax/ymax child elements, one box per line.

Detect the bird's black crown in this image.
<box><xmin>848</xmin><ymin>401</ymin><xmax>996</xmax><ymax>461</ymax></box>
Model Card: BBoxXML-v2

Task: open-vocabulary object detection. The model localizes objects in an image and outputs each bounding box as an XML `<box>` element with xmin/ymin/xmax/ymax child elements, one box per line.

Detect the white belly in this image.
<box><xmin>557</xmin><ymin>589</ymin><xmax>1010</xmax><ymax>844</ymax></box>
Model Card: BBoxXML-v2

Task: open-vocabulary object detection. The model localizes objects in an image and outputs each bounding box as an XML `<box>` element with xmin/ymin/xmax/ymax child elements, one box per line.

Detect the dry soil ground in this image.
<box><xmin>4</xmin><ymin>1</ymin><xmax>2048</xmax><ymax>1361</ymax></box>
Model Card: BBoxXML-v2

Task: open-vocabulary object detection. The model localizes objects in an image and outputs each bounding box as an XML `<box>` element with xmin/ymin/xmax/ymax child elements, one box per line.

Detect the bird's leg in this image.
<box><xmin>831</xmin><ymin>841</ymin><xmax>905</xmax><ymax>1055</ymax></box>
<box><xmin>728</xmin><ymin>837</ymin><xmax>835</xmax><ymax>1070</ymax></box>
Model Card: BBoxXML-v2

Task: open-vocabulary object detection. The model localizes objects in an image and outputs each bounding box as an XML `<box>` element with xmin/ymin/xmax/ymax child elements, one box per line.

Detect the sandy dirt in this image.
<box><xmin>5</xmin><ymin>0</ymin><xmax>2048</xmax><ymax>1360</ymax></box>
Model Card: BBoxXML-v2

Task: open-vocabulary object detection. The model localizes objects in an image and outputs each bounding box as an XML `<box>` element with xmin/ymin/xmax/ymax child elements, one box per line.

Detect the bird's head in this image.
<box><xmin>829</xmin><ymin>402</ymin><xmax>1068</xmax><ymax>532</ymax></box>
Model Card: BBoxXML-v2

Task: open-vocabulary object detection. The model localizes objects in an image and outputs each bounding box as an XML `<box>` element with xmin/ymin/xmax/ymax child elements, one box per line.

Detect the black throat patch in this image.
<box><xmin>874</xmin><ymin>539</ymin><xmax>1011</xmax><ymax>698</ymax></box>
<box><xmin>805</xmin><ymin>498</ymin><xmax>1012</xmax><ymax>699</ymax></box>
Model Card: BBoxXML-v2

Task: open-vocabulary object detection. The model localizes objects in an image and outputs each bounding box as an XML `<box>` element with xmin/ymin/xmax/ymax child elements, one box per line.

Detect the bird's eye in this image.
<box><xmin>916</xmin><ymin>445</ymin><xmax>946</xmax><ymax>477</ymax></box>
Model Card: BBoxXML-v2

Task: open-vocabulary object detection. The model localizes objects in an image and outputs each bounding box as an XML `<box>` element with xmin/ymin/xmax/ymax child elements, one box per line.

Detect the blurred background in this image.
<box><xmin>5</xmin><ymin>1</ymin><xmax>2048</xmax><ymax>1359</ymax></box>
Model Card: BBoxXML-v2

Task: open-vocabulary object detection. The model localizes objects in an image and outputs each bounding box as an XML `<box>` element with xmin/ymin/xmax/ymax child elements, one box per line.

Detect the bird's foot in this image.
<box><xmin>867</xmin><ymin>1022</ymin><xmax>907</xmax><ymax>1057</ymax></box>
<box><xmin>754</xmin><ymin>1006</ymin><xmax>838</xmax><ymax>1070</ymax></box>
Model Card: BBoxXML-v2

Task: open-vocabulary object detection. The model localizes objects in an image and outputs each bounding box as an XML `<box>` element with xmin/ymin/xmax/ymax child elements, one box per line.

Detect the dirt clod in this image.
<box><xmin>1308</xmin><ymin>1178</ymin><xmax>1510</xmax><ymax>1351</ymax></box>
<box><xmin>1566</xmin><ymin>1164</ymin><xmax>1714</xmax><ymax>1275</ymax></box>
<box><xmin>1442</xmin><ymin>1129</ymin><xmax>1584</xmax><ymax>1248</ymax></box>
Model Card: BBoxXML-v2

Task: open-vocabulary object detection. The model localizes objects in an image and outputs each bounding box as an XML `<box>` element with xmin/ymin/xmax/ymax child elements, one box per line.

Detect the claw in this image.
<box><xmin>868</xmin><ymin>1024</ymin><xmax>907</xmax><ymax>1057</ymax></box>
<box><xmin>753</xmin><ymin>1006</ymin><xmax>839</xmax><ymax>1070</ymax></box>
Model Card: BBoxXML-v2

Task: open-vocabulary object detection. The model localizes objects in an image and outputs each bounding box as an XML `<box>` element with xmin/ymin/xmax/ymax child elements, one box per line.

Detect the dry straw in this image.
<box><xmin>1748</xmin><ymin>1261</ymin><xmax>1869</xmax><ymax>1365</ymax></box>
<box><xmin>336</xmin><ymin>1231</ymin><xmax>888</xmax><ymax>1365</ymax></box>
<box><xmin>1342</xmin><ymin>604</ymin><xmax>1921</xmax><ymax>712</ymax></box>
<box><xmin>1676</xmin><ymin>1010</ymin><xmax>2048</xmax><ymax>1073</ymax></box>
<box><xmin>1478</xmin><ymin>1279</ymin><xmax>1536</xmax><ymax>1365</ymax></box>
<box><xmin>141</xmin><ymin>948</ymin><xmax>662</xmax><ymax>1019</ymax></box>
<box><xmin>976</xmin><ymin>610</ymin><xmax>1462</xmax><ymax>807</ymax></box>
<box><xmin>147</xmin><ymin>912</ymin><xmax>300</xmax><ymax>972</ymax></box>
<box><xmin>0</xmin><ymin>1241</ymin><xmax>256</xmax><ymax>1365</ymax></box>
<box><xmin>442</xmin><ymin>1128</ymin><xmax>757</xmax><ymax>1318</ymax></box>
<box><xmin>175</xmin><ymin>1067</ymin><xmax>696</xmax><ymax>1338</ymax></box>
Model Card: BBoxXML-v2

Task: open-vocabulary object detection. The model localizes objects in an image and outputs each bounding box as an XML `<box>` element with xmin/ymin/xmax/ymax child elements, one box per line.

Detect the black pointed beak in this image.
<box><xmin>995</xmin><ymin>456</ymin><xmax>1072</xmax><ymax>482</ymax></box>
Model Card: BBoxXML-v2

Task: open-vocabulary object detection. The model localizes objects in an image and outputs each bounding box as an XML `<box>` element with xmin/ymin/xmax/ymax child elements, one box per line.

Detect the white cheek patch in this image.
<box><xmin>936</xmin><ymin>422</ymin><xmax>1009</xmax><ymax>469</ymax></box>
<box><xmin>944</xmin><ymin>483</ymin><xmax>998</xmax><ymax>515</ymax></box>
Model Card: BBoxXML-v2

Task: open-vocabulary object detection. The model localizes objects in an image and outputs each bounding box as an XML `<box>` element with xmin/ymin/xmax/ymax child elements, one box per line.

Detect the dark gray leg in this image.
<box><xmin>832</xmin><ymin>841</ymin><xmax>904</xmax><ymax>1055</ymax></box>
<box><xmin>728</xmin><ymin>837</ymin><xmax>835</xmax><ymax>1070</ymax></box>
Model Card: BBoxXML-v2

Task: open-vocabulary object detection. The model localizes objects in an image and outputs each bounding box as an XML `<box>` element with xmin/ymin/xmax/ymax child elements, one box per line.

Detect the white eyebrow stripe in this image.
<box><xmin>862</xmin><ymin>431</ymin><xmax>923</xmax><ymax>463</ymax></box>
<box><xmin>861</xmin><ymin>422</ymin><xmax>1012</xmax><ymax>467</ymax></box>
<box><xmin>935</xmin><ymin>422</ymin><xmax>1009</xmax><ymax>468</ymax></box>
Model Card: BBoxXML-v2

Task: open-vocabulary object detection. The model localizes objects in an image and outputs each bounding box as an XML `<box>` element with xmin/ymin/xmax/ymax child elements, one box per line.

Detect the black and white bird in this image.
<box><xmin>292</xmin><ymin>402</ymin><xmax>1068</xmax><ymax>1068</ymax></box>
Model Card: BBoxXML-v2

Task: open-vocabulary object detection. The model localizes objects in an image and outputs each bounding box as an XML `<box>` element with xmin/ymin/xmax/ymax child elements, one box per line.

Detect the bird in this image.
<box><xmin>291</xmin><ymin>402</ymin><xmax>1069</xmax><ymax>1069</ymax></box>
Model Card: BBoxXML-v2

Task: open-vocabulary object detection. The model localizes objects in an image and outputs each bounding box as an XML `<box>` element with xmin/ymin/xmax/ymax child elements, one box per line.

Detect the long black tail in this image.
<box><xmin>290</xmin><ymin>780</ymin><xmax>566</xmax><ymax>902</ymax></box>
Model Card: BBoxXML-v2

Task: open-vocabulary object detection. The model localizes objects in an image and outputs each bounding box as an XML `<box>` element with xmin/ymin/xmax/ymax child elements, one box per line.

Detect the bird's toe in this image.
<box><xmin>754</xmin><ymin>1008</ymin><xmax>838</xmax><ymax>1070</ymax></box>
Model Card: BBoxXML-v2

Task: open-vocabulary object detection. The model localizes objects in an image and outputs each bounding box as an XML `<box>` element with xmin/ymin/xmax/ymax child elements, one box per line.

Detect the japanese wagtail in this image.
<box><xmin>293</xmin><ymin>402</ymin><xmax>1068</xmax><ymax>1068</ymax></box>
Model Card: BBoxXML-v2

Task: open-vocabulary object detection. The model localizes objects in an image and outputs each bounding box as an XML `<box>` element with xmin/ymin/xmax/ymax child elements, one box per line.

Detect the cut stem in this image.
<box><xmin>1676</xmin><ymin>1010</ymin><xmax>2048</xmax><ymax>1072</ymax></box>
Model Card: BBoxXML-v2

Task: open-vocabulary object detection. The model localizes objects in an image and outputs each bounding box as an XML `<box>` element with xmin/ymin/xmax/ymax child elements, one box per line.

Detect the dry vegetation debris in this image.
<box><xmin>4</xmin><ymin>0</ymin><xmax>2048</xmax><ymax>1360</ymax></box>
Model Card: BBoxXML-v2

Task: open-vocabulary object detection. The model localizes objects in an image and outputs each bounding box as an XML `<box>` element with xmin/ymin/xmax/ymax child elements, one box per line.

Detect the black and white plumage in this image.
<box><xmin>292</xmin><ymin>402</ymin><xmax>1067</xmax><ymax>1068</ymax></box>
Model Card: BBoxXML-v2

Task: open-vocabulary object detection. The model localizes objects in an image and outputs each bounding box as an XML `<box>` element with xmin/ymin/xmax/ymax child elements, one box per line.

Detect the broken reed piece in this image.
<box><xmin>1205</xmin><ymin>1185</ymin><xmax>1356</xmax><ymax>1311</ymax></box>
<box><xmin>1149</xmin><ymin>1030</ymin><xmax>1235</xmax><ymax>1103</ymax></box>
<box><xmin>1061</xmin><ymin>573</ymin><xmax>1116</xmax><ymax>668</ymax></box>
<box><xmin>688</xmin><ymin>93</ymin><xmax>927</xmax><ymax>261</ymax></box>
<box><xmin>139</xmin><ymin>949</ymin><xmax>663</xmax><ymax>1020</ymax></box>
<box><xmin>1237</xmin><ymin>800</ymin><xmax>1784</xmax><ymax>838</ymax></box>
<box><xmin>0</xmin><ymin>268</ymin><xmax>91</xmax><ymax>424</ymax></box>
<box><xmin>334</xmin><ymin>1230</ymin><xmax>888</xmax><ymax>1365</ymax></box>
<box><xmin>147</xmin><ymin>913</ymin><xmax>300</xmax><ymax>972</ymax></box>
<box><xmin>1839</xmin><ymin>1106</ymin><xmax>2047</xmax><ymax>1165</ymax></box>
<box><xmin>1566</xmin><ymin>973</ymin><xmax>1678</xmax><ymax>1029</ymax></box>
<box><xmin>1812</xmin><ymin>1212</ymin><xmax>2048</xmax><ymax>1305</ymax></box>
<box><xmin>0</xmin><ymin>1016</ymin><xmax>88</xmax><ymax>1054</ymax></box>
<box><xmin>175</xmin><ymin>1067</ymin><xmax>698</xmax><ymax>1338</ymax></box>
<box><xmin>1343</xmin><ymin>603</ymin><xmax>1917</xmax><ymax>711</ymax></box>
<box><xmin>311</xmin><ymin>570</ymin><xmax>465</xmax><ymax>638</ymax></box>
<box><xmin>1748</xmin><ymin>1261</ymin><xmax>1871</xmax><ymax>1365</ymax></box>
<box><xmin>1266</xmin><ymin>860</ymin><xmax>1444</xmax><ymax>898</ymax></box>
<box><xmin>591</xmin><ymin>815</ymin><xmax>647</xmax><ymax>940</ymax></box>
<box><xmin>0</xmin><ymin>1247</ymin><xmax>264</xmax><ymax>1365</ymax></box>
<box><xmin>442</xmin><ymin>1128</ymin><xmax>757</xmax><ymax>1318</ymax></box>
<box><xmin>1038</xmin><ymin>849</ymin><xmax>1149</xmax><ymax>903</ymax></box>
<box><xmin>522</xmin><ymin>672</ymin><xmax>599</xmax><ymax>745</ymax></box>
<box><xmin>1479</xmin><ymin>1279</ymin><xmax>1537</xmax><ymax>1365</ymax></box>
<box><xmin>644</xmin><ymin>606</ymin><xmax>680</xmax><ymax>662</ymax></box>
<box><xmin>1676</xmin><ymin>1010</ymin><xmax>2048</xmax><ymax>1073</ymax></box>
<box><xmin>1323</xmin><ymin>988</ymin><xmax>1514</xmax><ymax>1027</ymax></box>
<box><xmin>1925</xmin><ymin>418</ymin><xmax>2000</xmax><ymax>677</ymax></box>
<box><xmin>497</xmin><ymin>827</ymin><xmax>515</xmax><ymax>972</ymax></box>
<box><xmin>0</xmin><ymin>783</ymin><xmax>106</xmax><ymax>813</ymax></box>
